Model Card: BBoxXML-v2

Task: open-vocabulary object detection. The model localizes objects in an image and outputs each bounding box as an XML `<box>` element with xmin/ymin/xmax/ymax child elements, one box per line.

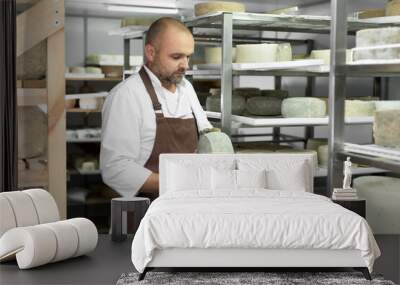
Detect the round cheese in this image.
<box><xmin>197</xmin><ymin>132</ymin><xmax>234</xmax><ymax>154</ymax></box>
<box><xmin>373</xmin><ymin>109</ymin><xmax>400</xmax><ymax>148</ymax></box>
<box><xmin>70</xmin><ymin>66</ymin><xmax>86</xmax><ymax>74</ymax></box>
<box><xmin>310</xmin><ymin>49</ymin><xmax>352</xmax><ymax>65</ymax></box>
<box><xmin>206</xmin><ymin>95</ymin><xmax>246</xmax><ymax>115</ymax></box>
<box><xmin>246</xmin><ymin>96</ymin><xmax>282</xmax><ymax>116</ymax></box>
<box><xmin>345</xmin><ymin>100</ymin><xmax>375</xmax><ymax>117</ymax></box>
<box><xmin>260</xmin><ymin>89</ymin><xmax>289</xmax><ymax>99</ymax></box>
<box><xmin>353</xmin><ymin>176</ymin><xmax>400</xmax><ymax>234</ymax></box>
<box><xmin>204</xmin><ymin>47</ymin><xmax>236</xmax><ymax>64</ymax></box>
<box><xmin>195</xmin><ymin>2</ymin><xmax>246</xmax><ymax>17</ymax></box>
<box><xmin>386</xmin><ymin>0</ymin><xmax>400</xmax><ymax>16</ymax></box>
<box><xmin>281</xmin><ymin>97</ymin><xmax>326</xmax><ymax>118</ymax></box>
<box><xmin>85</xmin><ymin>67</ymin><xmax>102</xmax><ymax>74</ymax></box>
<box><xmin>233</xmin><ymin>87</ymin><xmax>260</xmax><ymax>98</ymax></box>
<box><xmin>235</xmin><ymin>43</ymin><xmax>279</xmax><ymax>63</ymax></box>
<box><xmin>277</xmin><ymin>43</ymin><xmax>293</xmax><ymax>61</ymax></box>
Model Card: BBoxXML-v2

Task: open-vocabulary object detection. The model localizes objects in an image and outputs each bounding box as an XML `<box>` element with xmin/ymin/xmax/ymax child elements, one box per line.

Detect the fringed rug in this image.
<box><xmin>116</xmin><ymin>271</ymin><xmax>396</xmax><ymax>285</ymax></box>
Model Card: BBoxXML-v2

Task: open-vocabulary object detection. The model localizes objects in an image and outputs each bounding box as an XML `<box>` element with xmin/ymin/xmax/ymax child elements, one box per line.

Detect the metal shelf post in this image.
<box><xmin>221</xmin><ymin>13</ymin><xmax>233</xmax><ymax>135</ymax></box>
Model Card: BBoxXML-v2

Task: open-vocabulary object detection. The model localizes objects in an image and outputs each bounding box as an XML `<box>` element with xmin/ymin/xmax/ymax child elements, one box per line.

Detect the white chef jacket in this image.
<box><xmin>100</xmin><ymin>65</ymin><xmax>213</xmax><ymax>197</ymax></box>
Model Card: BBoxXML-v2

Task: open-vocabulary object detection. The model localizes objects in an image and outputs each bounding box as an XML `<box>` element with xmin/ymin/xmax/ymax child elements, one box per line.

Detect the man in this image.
<box><xmin>100</xmin><ymin>17</ymin><xmax>213</xmax><ymax>198</ymax></box>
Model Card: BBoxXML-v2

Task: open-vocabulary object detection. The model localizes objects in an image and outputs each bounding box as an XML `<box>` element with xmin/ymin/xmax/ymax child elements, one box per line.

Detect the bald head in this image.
<box><xmin>145</xmin><ymin>17</ymin><xmax>192</xmax><ymax>48</ymax></box>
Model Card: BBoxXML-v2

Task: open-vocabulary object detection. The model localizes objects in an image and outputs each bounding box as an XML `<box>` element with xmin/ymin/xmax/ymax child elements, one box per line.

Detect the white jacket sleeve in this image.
<box><xmin>100</xmin><ymin>85</ymin><xmax>152</xmax><ymax>197</ymax></box>
<box><xmin>186</xmin><ymin>82</ymin><xmax>213</xmax><ymax>131</ymax></box>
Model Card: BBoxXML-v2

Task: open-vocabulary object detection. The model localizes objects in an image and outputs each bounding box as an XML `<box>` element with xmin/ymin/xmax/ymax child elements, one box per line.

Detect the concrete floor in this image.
<box><xmin>1</xmin><ymin>235</ymin><xmax>399</xmax><ymax>285</ymax></box>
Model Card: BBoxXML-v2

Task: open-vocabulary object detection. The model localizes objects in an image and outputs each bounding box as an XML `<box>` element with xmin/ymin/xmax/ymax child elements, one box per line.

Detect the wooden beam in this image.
<box><xmin>17</xmin><ymin>0</ymin><xmax>64</xmax><ymax>57</ymax></box>
<box><xmin>47</xmin><ymin>27</ymin><xmax>66</xmax><ymax>219</ymax></box>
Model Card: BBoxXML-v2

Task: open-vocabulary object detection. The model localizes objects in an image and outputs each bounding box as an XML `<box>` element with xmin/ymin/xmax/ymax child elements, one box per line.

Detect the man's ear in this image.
<box><xmin>145</xmin><ymin>44</ymin><xmax>156</xmax><ymax>63</ymax></box>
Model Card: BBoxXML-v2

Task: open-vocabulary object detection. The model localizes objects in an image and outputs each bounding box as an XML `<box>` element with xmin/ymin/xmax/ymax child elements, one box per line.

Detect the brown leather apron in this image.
<box><xmin>139</xmin><ymin>67</ymin><xmax>198</xmax><ymax>173</ymax></box>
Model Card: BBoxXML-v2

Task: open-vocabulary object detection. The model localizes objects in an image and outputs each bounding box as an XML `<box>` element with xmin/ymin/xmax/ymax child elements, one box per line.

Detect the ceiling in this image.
<box><xmin>64</xmin><ymin>0</ymin><xmax>330</xmax><ymax>19</ymax></box>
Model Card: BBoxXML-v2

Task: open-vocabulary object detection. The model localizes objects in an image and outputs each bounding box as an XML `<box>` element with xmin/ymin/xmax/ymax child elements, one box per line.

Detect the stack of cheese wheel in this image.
<box><xmin>354</xmin><ymin>176</ymin><xmax>400</xmax><ymax>234</ymax></box>
<box><xmin>235</xmin><ymin>43</ymin><xmax>292</xmax><ymax>63</ymax></box>
<box><xmin>233</xmin><ymin>87</ymin><xmax>260</xmax><ymax>98</ymax></box>
<box><xmin>281</xmin><ymin>97</ymin><xmax>326</xmax><ymax>118</ymax></box>
<box><xmin>261</xmin><ymin>89</ymin><xmax>289</xmax><ymax>99</ymax></box>
<box><xmin>205</xmin><ymin>94</ymin><xmax>246</xmax><ymax>115</ymax></box>
<box><xmin>246</xmin><ymin>96</ymin><xmax>282</xmax><ymax>116</ymax></box>
<box><xmin>204</xmin><ymin>47</ymin><xmax>236</xmax><ymax>64</ymax></box>
<box><xmin>386</xmin><ymin>0</ymin><xmax>400</xmax><ymax>16</ymax></box>
<box><xmin>355</xmin><ymin>27</ymin><xmax>400</xmax><ymax>61</ymax></box>
<box><xmin>373</xmin><ymin>109</ymin><xmax>400</xmax><ymax>148</ymax></box>
<box><xmin>310</xmin><ymin>49</ymin><xmax>352</xmax><ymax>65</ymax></box>
<box><xmin>345</xmin><ymin>100</ymin><xmax>375</xmax><ymax>117</ymax></box>
<box><xmin>194</xmin><ymin>1</ymin><xmax>246</xmax><ymax>16</ymax></box>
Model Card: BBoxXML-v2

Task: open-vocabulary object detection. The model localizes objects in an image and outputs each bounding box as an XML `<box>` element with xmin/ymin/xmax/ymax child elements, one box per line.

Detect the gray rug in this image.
<box><xmin>116</xmin><ymin>271</ymin><xmax>396</xmax><ymax>285</ymax></box>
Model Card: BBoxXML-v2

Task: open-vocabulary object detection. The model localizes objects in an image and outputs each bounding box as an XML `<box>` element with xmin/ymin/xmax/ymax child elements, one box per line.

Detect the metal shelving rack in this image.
<box><xmin>328</xmin><ymin>0</ymin><xmax>400</xmax><ymax>195</ymax></box>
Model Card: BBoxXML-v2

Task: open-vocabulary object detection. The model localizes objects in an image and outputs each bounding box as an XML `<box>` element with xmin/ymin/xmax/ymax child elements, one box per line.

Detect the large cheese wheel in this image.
<box><xmin>18</xmin><ymin>106</ymin><xmax>47</xmax><ymax>159</ymax></box>
<box><xmin>373</xmin><ymin>109</ymin><xmax>400</xmax><ymax>148</ymax></box>
<box><xmin>246</xmin><ymin>96</ymin><xmax>282</xmax><ymax>116</ymax></box>
<box><xmin>204</xmin><ymin>47</ymin><xmax>236</xmax><ymax>64</ymax></box>
<box><xmin>353</xmin><ymin>176</ymin><xmax>400</xmax><ymax>234</ymax></box>
<box><xmin>386</xmin><ymin>0</ymin><xmax>400</xmax><ymax>16</ymax></box>
<box><xmin>197</xmin><ymin>132</ymin><xmax>234</xmax><ymax>154</ymax></box>
<box><xmin>277</xmin><ymin>43</ymin><xmax>293</xmax><ymax>61</ymax></box>
<box><xmin>345</xmin><ymin>100</ymin><xmax>375</xmax><ymax>117</ymax></box>
<box><xmin>281</xmin><ymin>97</ymin><xmax>326</xmax><ymax>118</ymax></box>
<box><xmin>374</xmin><ymin>100</ymin><xmax>400</xmax><ymax>111</ymax></box>
<box><xmin>355</xmin><ymin>27</ymin><xmax>400</xmax><ymax>61</ymax></box>
<box><xmin>235</xmin><ymin>43</ymin><xmax>279</xmax><ymax>63</ymax></box>
<box><xmin>206</xmin><ymin>95</ymin><xmax>246</xmax><ymax>115</ymax></box>
<box><xmin>260</xmin><ymin>89</ymin><xmax>289</xmax><ymax>99</ymax></box>
<box><xmin>233</xmin><ymin>88</ymin><xmax>260</xmax><ymax>98</ymax></box>
<box><xmin>194</xmin><ymin>2</ymin><xmax>246</xmax><ymax>16</ymax></box>
<box><xmin>310</xmin><ymin>49</ymin><xmax>352</xmax><ymax>65</ymax></box>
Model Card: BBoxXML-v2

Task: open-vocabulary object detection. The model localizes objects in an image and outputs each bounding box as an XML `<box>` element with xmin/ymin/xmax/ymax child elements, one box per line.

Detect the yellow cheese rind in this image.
<box><xmin>195</xmin><ymin>1</ymin><xmax>246</xmax><ymax>16</ymax></box>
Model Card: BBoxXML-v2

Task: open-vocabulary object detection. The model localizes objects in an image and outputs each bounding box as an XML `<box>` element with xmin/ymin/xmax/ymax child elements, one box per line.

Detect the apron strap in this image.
<box><xmin>139</xmin><ymin>67</ymin><xmax>162</xmax><ymax>111</ymax></box>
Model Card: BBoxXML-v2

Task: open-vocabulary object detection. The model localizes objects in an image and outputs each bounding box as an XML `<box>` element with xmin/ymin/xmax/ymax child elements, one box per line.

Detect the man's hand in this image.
<box><xmin>138</xmin><ymin>173</ymin><xmax>159</xmax><ymax>196</ymax></box>
<box><xmin>199</xmin><ymin>127</ymin><xmax>221</xmax><ymax>136</ymax></box>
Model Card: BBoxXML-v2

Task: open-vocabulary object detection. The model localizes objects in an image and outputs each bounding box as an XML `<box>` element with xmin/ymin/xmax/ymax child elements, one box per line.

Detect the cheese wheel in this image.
<box><xmin>345</xmin><ymin>100</ymin><xmax>375</xmax><ymax>117</ymax></box>
<box><xmin>246</xmin><ymin>96</ymin><xmax>282</xmax><ymax>116</ymax></box>
<box><xmin>206</xmin><ymin>95</ymin><xmax>246</xmax><ymax>115</ymax></box>
<box><xmin>260</xmin><ymin>89</ymin><xmax>289</xmax><ymax>99</ymax></box>
<box><xmin>353</xmin><ymin>176</ymin><xmax>400</xmax><ymax>234</ymax></box>
<box><xmin>197</xmin><ymin>132</ymin><xmax>234</xmax><ymax>154</ymax></box>
<box><xmin>235</xmin><ymin>43</ymin><xmax>279</xmax><ymax>63</ymax></box>
<box><xmin>281</xmin><ymin>97</ymin><xmax>326</xmax><ymax>118</ymax></box>
<box><xmin>277</xmin><ymin>43</ymin><xmax>293</xmax><ymax>61</ymax></box>
<box><xmin>374</xmin><ymin>100</ymin><xmax>400</xmax><ymax>111</ymax></box>
<box><xmin>18</xmin><ymin>106</ymin><xmax>47</xmax><ymax>159</ymax></box>
<box><xmin>386</xmin><ymin>0</ymin><xmax>400</xmax><ymax>16</ymax></box>
<box><xmin>233</xmin><ymin>88</ymin><xmax>260</xmax><ymax>98</ymax></box>
<box><xmin>373</xmin><ymin>109</ymin><xmax>400</xmax><ymax>148</ymax></box>
<box><xmin>356</xmin><ymin>27</ymin><xmax>400</xmax><ymax>47</ymax></box>
<box><xmin>204</xmin><ymin>47</ymin><xmax>236</xmax><ymax>64</ymax></box>
<box><xmin>0</xmin><ymin>196</ymin><xmax>17</xmax><ymax>237</ymax></box>
<box><xmin>70</xmin><ymin>66</ymin><xmax>86</xmax><ymax>74</ymax></box>
<box><xmin>310</xmin><ymin>49</ymin><xmax>352</xmax><ymax>65</ymax></box>
<box><xmin>317</xmin><ymin>144</ymin><xmax>329</xmax><ymax>166</ymax></box>
<box><xmin>306</xmin><ymin>138</ymin><xmax>327</xmax><ymax>151</ymax></box>
<box><xmin>194</xmin><ymin>1</ymin><xmax>246</xmax><ymax>16</ymax></box>
<box><xmin>85</xmin><ymin>67</ymin><xmax>102</xmax><ymax>74</ymax></box>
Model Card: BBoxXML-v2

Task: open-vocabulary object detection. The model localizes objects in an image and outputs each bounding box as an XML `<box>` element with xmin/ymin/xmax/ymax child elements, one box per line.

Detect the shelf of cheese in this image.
<box><xmin>206</xmin><ymin>111</ymin><xmax>374</xmax><ymax>127</ymax></box>
<box><xmin>185</xmin><ymin>12</ymin><xmax>396</xmax><ymax>34</ymax></box>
